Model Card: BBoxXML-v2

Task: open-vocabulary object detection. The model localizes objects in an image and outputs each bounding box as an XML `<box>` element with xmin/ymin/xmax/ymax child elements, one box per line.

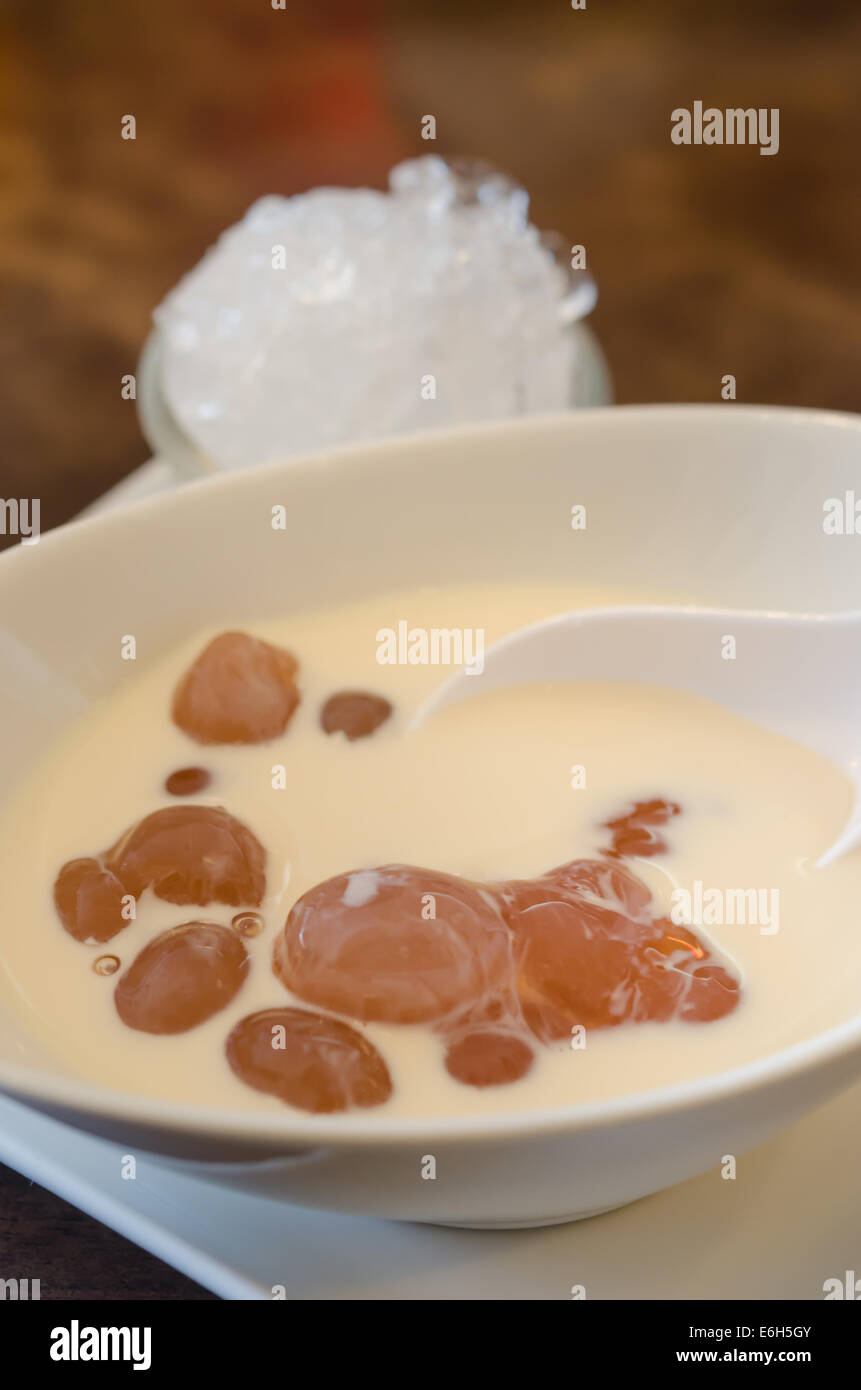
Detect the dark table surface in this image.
<box><xmin>1</xmin><ymin>0</ymin><xmax>859</xmax><ymax>1298</ymax></box>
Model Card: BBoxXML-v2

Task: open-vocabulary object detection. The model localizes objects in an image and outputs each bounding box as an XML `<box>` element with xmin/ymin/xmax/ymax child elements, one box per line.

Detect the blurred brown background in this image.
<box><xmin>0</xmin><ymin>0</ymin><xmax>859</xmax><ymax>1295</ymax></box>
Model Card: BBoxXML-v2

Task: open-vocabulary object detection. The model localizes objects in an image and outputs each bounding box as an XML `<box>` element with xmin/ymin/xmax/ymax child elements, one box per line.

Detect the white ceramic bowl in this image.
<box><xmin>2</xmin><ymin>405</ymin><xmax>860</xmax><ymax>1228</ymax></box>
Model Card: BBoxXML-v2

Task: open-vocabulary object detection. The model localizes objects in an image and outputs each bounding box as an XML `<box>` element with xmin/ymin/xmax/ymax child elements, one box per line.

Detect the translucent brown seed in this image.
<box><xmin>172</xmin><ymin>631</ymin><xmax>300</xmax><ymax>744</ymax></box>
<box><xmin>107</xmin><ymin>805</ymin><xmax>266</xmax><ymax>907</ymax></box>
<box><xmin>53</xmin><ymin>857</ymin><xmax>129</xmax><ymax>944</ymax></box>
<box><xmin>274</xmin><ymin>865</ymin><xmax>512</xmax><ymax>1023</ymax></box>
<box><xmin>226</xmin><ymin>1007</ymin><xmax>393</xmax><ymax>1113</ymax></box>
<box><xmin>320</xmin><ymin>691</ymin><xmax>393</xmax><ymax>740</ymax></box>
<box><xmin>444</xmin><ymin>1030</ymin><xmax>534</xmax><ymax>1087</ymax></box>
<box><xmin>603</xmin><ymin>798</ymin><xmax>682</xmax><ymax>858</ymax></box>
<box><xmin>500</xmin><ymin>870</ymin><xmax>739</xmax><ymax>1040</ymax></box>
<box><xmin>115</xmin><ymin>922</ymin><xmax>248</xmax><ymax>1034</ymax></box>
<box><xmin>164</xmin><ymin>766</ymin><xmax>212</xmax><ymax>796</ymax></box>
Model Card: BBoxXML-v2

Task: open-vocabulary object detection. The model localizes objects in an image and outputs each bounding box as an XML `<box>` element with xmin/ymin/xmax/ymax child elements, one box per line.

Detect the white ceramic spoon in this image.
<box><xmin>412</xmin><ymin>606</ymin><xmax>861</xmax><ymax>868</ymax></box>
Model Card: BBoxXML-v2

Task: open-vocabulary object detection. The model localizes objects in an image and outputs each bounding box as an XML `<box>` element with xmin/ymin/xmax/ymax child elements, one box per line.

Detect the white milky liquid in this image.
<box><xmin>0</xmin><ymin>581</ymin><xmax>858</xmax><ymax>1119</ymax></box>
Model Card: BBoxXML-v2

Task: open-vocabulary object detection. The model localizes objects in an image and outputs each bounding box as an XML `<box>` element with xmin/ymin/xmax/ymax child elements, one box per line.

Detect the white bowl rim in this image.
<box><xmin>5</xmin><ymin>400</ymin><xmax>861</xmax><ymax>560</ymax></box>
<box><xmin>2</xmin><ymin>402</ymin><xmax>860</xmax><ymax>1150</ymax></box>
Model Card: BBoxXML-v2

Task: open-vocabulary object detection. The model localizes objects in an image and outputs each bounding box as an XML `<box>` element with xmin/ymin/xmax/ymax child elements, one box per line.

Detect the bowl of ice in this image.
<box><xmin>138</xmin><ymin>156</ymin><xmax>611</xmax><ymax>478</ymax></box>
